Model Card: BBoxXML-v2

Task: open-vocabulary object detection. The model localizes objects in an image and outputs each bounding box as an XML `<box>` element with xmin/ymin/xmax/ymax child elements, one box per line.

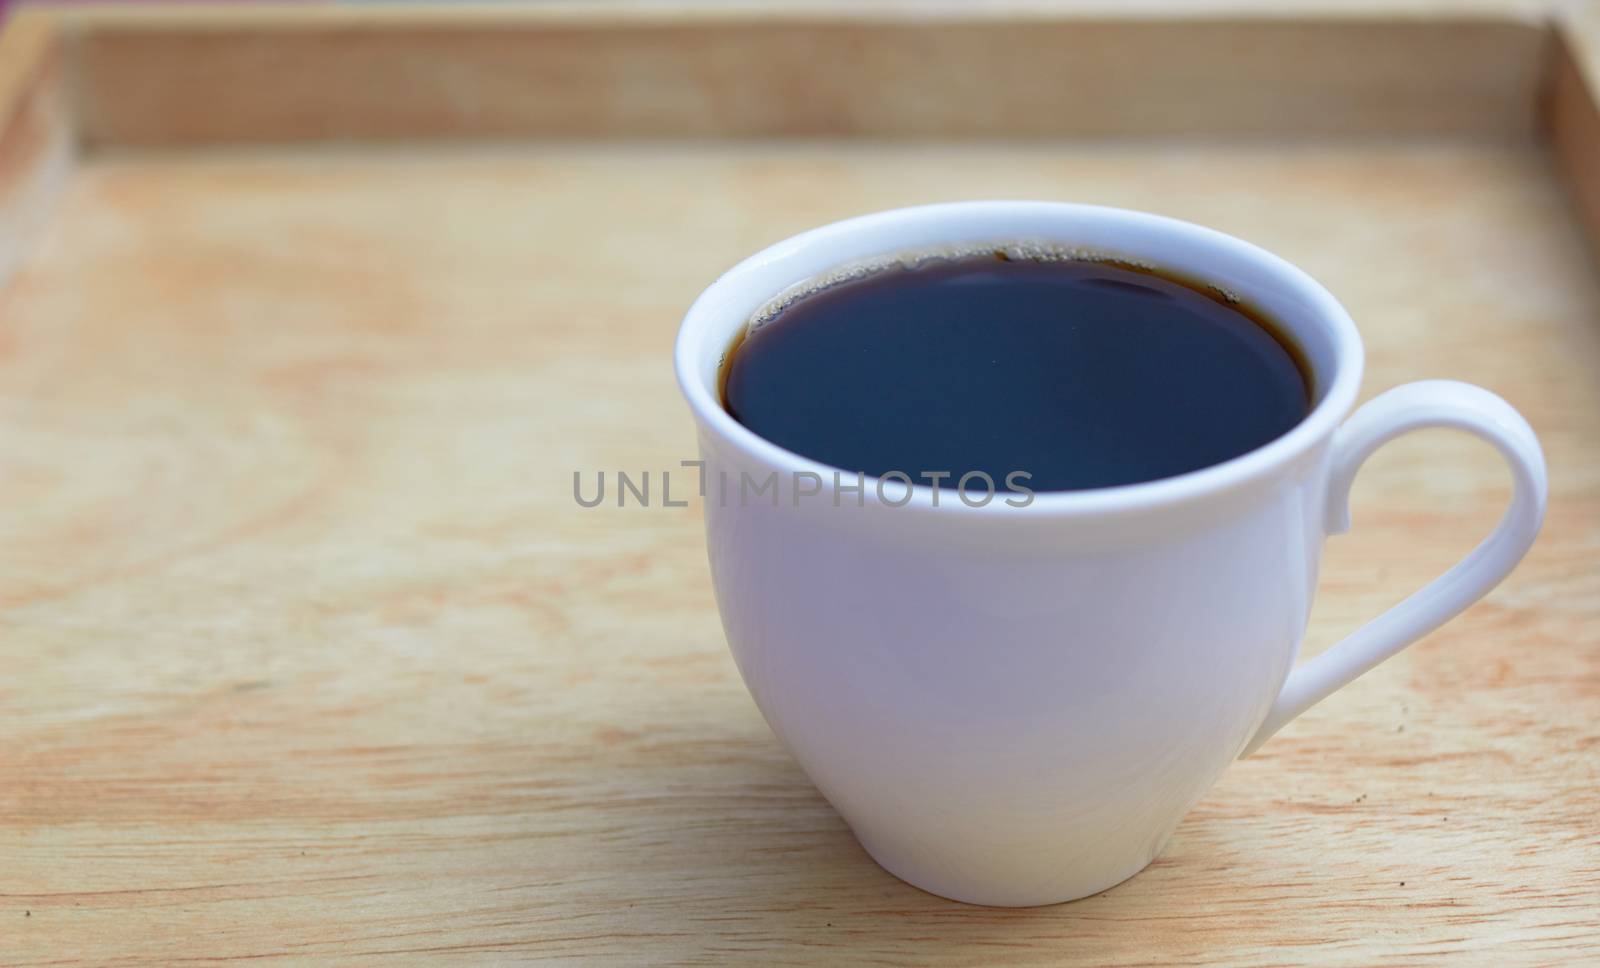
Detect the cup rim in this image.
<box><xmin>675</xmin><ymin>201</ymin><xmax>1364</xmax><ymax>517</ymax></box>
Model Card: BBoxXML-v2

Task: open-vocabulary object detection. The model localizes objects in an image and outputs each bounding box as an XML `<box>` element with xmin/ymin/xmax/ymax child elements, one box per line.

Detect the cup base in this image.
<box><xmin>854</xmin><ymin>827</ymin><xmax>1164</xmax><ymax>907</ymax></box>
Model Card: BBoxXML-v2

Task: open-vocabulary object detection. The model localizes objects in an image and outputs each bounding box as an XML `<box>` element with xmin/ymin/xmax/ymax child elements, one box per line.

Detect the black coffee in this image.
<box><xmin>721</xmin><ymin>251</ymin><xmax>1311</xmax><ymax>493</ymax></box>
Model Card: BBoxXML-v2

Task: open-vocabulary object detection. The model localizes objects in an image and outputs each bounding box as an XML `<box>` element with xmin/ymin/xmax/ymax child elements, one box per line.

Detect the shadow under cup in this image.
<box><xmin>674</xmin><ymin>202</ymin><xmax>1366</xmax><ymax>906</ymax></box>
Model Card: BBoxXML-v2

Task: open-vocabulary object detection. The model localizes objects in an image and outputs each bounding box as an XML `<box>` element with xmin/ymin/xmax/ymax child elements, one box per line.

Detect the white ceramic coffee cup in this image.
<box><xmin>674</xmin><ymin>202</ymin><xmax>1546</xmax><ymax>907</ymax></box>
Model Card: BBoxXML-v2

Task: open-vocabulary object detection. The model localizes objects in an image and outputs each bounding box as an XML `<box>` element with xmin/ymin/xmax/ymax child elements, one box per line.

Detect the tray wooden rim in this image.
<box><xmin>1</xmin><ymin>0</ymin><xmax>1598</xmax><ymax>289</ymax></box>
<box><xmin>3</xmin><ymin>2</ymin><xmax>1599</xmax><ymax>286</ymax></box>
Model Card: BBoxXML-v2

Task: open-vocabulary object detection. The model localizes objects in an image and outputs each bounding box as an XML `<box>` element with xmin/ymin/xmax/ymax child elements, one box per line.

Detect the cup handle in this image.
<box><xmin>1242</xmin><ymin>380</ymin><xmax>1547</xmax><ymax>756</ymax></box>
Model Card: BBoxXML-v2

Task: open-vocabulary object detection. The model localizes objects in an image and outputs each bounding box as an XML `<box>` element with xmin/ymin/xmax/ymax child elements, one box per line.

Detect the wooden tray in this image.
<box><xmin>2</xmin><ymin>2</ymin><xmax>1597</xmax><ymax>963</ymax></box>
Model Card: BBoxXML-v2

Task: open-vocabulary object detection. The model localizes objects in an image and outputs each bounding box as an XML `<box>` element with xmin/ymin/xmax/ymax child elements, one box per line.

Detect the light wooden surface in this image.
<box><xmin>1</xmin><ymin>2</ymin><xmax>1599</xmax><ymax>966</ymax></box>
<box><xmin>2</xmin><ymin>138</ymin><xmax>1597</xmax><ymax>967</ymax></box>
<box><xmin>0</xmin><ymin>11</ymin><xmax>71</xmax><ymax>290</ymax></box>
<box><xmin>49</xmin><ymin>3</ymin><xmax>1547</xmax><ymax>145</ymax></box>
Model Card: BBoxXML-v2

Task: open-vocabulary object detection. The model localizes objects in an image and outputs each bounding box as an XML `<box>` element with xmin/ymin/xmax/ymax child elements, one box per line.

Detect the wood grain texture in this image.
<box><xmin>57</xmin><ymin>3</ymin><xmax>1549</xmax><ymax>145</ymax></box>
<box><xmin>0</xmin><ymin>138</ymin><xmax>1596</xmax><ymax>965</ymax></box>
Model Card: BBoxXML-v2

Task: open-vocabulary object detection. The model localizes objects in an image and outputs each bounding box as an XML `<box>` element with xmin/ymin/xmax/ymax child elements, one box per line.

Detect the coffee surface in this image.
<box><xmin>722</xmin><ymin>253</ymin><xmax>1311</xmax><ymax>493</ymax></box>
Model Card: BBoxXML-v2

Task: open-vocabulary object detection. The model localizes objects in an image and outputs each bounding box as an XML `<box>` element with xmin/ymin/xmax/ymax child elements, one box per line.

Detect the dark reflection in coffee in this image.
<box><xmin>721</xmin><ymin>251</ymin><xmax>1311</xmax><ymax>493</ymax></box>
